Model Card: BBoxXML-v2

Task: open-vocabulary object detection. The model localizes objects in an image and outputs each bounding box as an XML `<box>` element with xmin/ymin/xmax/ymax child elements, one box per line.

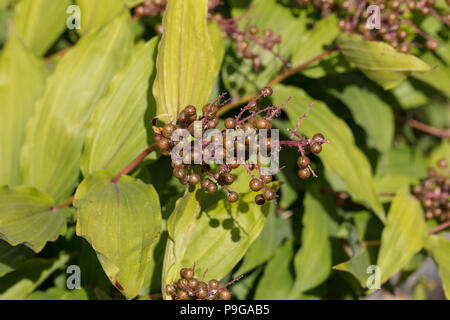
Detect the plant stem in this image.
<box><xmin>429</xmin><ymin>220</ymin><xmax>450</xmax><ymax>234</ymax></box>
<box><xmin>111</xmin><ymin>143</ymin><xmax>159</xmax><ymax>183</ymax></box>
<box><xmin>217</xmin><ymin>47</ymin><xmax>338</xmax><ymax>117</ymax></box>
<box><xmin>396</xmin><ymin>114</ymin><xmax>450</xmax><ymax>137</ymax></box>
<box><xmin>53</xmin><ymin>196</ymin><xmax>75</xmax><ymax>211</ymax></box>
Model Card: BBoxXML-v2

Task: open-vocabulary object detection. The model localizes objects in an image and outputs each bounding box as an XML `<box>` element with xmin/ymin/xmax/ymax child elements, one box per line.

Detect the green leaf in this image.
<box><xmin>81</xmin><ymin>37</ymin><xmax>159</xmax><ymax>176</ymax></box>
<box><xmin>163</xmin><ymin>184</ymin><xmax>279</xmax><ymax>299</ymax></box>
<box><xmin>25</xmin><ymin>287</ymin><xmax>90</xmax><ymax>300</ymax></box>
<box><xmin>21</xmin><ymin>12</ymin><xmax>133</xmax><ymax>202</ymax></box>
<box><xmin>77</xmin><ymin>0</ymin><xmax>126</xmax><ymax>35</ymax></box>
<box><xmin>234</xmin><ymin>207</ymin><xmax>290</xmax><ymax>276</ymax></box>
<box><xmin>0</xmin><ymin>29</ymin><xmax>48</xmax><ymax>186</ymax></box>
<box><xmin>74</xmin><ymin>171</ymin><xmax>162</xmax><ymax>300</ymax></box>
<box><xmin>375</xmin><ymin>175</ymin><xmax>419</xmax><ymax>203</ymax></box>
<box><xmin>153</xmin><ymin>0</ymin><xmax>216</xmax><ymax>123</ymax></box>
<box><xmin>333</xmin><ymin>246</ymin><xmax>373</xmax><ymax>288</ymax></box>
<box><xmin>14</xmin><ymin>0</ymin><xmax>71</xmax><ymax>56</ymax></box>
<box><xmin>254</xmin><ymin>239</ymin><xmax>295</xmax><ymax>300</ymax></box>
<box><xmin>162</xmin><ymin>185</ymin><xmax>202</xmax><ymax>299</ymax></box>
<box><xmin>425</xmin><ymin>235</ymin><xmax>450</xmax><ymax>299</ymax></box>
<box><xmin>291</xmin><ymin>14</ymin><xmax>341</xmax><ymax>78</ymax></box>
<box><xmin>338</xmin><ymin>33</ymin><xmax>432</xmax><ymax>90</ymax></box>
<box><xmin>0</xmin><ymin>253</ymin><xmax>69</xmax><ymax>299</ymax></box>
<box><xmin>0</xmin><ymin>240</ymin><xmax>33</xmax><ymax>277</ymax></box>
<box><xmin>333</xmin><ymin>85</ymin><xmax>394</xmax><ymax>153</ymax></box>
<box><xmin>427</xmin><ymin>139</ymin><xmax>450</xmax><ymax>170</ymax></box>
<box><xmin>208</xmin><ymin>19</ymin><xmax>225</xmax><ymax>77</ymax></box>
<box><xmin>376</xmin><ymin>145</ymin><xmax>427</xmax><ymax>179</ymax></box>
<box><xmin>391</xmin><ymin>80</ymin><xmax>428</xmax><ymax>110</ymax></box>
<box><xmin>377</xmin><ymin>187</ymin><xmax>428</xmax><ymax>282</ymax></box>
<box><xmin>0</xmin><ymin>185</ymin><xmax>68</xmax><ymax>252</ymax></box>
<box><xmin>289</xmin><ymin>191</ymin><xmax>331</xmax><ymax>298</ymax></box>
<box><xmin>222</xmin><ymin>0</ymin><xmax>305</xmax><ymax>96</ymax></box>
<box><xmin>273</xmin><ymin>85</ymin><xmax>385</xmax><ymax>222</ymax></box>
<box><xmin>412</xmin><ymin>50</ymin><xmax>450</xmax><ymax>95</ymax></box>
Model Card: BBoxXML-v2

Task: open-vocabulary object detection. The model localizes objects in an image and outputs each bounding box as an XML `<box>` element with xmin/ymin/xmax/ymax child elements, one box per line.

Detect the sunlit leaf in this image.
<box><xmin>153</xmin><ymin>0</ymin><xmax>216</xmax><ymax>123</ymax></box>
<box><xmin>163</xmin><ymin>183</ymin><xmax>279</xmax><ymax>299</ymax></box>
<box><xmin>74</xmin><ymin>171</ymin><xmax>162</xmax><ymax>300</ymax></box>
<box><xmin>0</xmin><ymin>29</ymin><xmax>47</xmax><ymax>186</ymax></box>
<box><xmin>377</xmin><ymin>187</ymin><xmax>428</xmax><ymax>282</ymax></box>
<box><xmin>273</xmin><ymin>85</ymin><xmax>385</xmax><ymax>222</ymax></box>
<box><xmin>0</xmin><ymin>185</ymin><xmax>68</xmax><ymax>252</ymax></box>
<box><xmin>21</xmin><ymin>12</ymin><xmax>133</xmax><ymax>202</ymax></box>
<box><xmin>425</xmin><ymin>235</ymin><xmax>450</xmax><ymax>299</ymax></box>
<box><xmin>289</xmin><ymin>191</ymin><xmax>331</xmax><ymax>298</ymax></box>
<box><xmin>25</xmin><ymin>287</ymin><xmax>90</xmax><ymax>300</ymax></box>
<box><xmin>338</xmin><ymin>33</ymin><xmax>432</xmax><ymax>90</ymax></box>
<box><xmin>333</xmin><ymin>246</ymin><xmax>373</xmax><ymax>288</ymax></box>
<box><xmin>14</xmin><ymin>0</ymin><xmax>70</xmax><ymax>55</ymax></box>
<box><xmin>81</xmin><ymin>37</ymin><xmax>159</xmax><ymax>176</ymax></box>
<box><xmin>76</xmin><ymin>0</ymin><xmax>126</xmax><ymax>35</ymax></box>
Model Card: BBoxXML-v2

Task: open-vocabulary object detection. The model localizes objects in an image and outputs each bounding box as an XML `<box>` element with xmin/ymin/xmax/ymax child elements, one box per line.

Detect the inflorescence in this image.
<box><xmin>413</xmin><ymin>158</ymin><xmax>450</xmax><ymax>222</ymax></box>
<box><xmin>294</xmin><ymin>0</ymin><xmax>450</xmax><ymax>53</ymax></box>
<box><xmin>165</xmin><ymin>266</ymin><xmax>242</xmax><ymax>300</ymax></box>
<box><xmin>153</xmin><ymin>86</ymin><xmax>327</xmax><ymax>206</ymax></box>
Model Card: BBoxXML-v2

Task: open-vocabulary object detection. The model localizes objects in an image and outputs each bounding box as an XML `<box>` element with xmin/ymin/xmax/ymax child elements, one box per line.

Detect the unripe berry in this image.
<box><xmin>255</xmin><ymin>194</ymin><xmax>266</xmax><ymax>205</ymax></box>
<box><xmin>227</xmin><ymin>191</ymin><xmax>239</xmax><ymax>203</ymax></box>
<box><xmin>310</xmin><ymin>143</ymin><xmax>322</xmax><ymax>154</ymax></box>
<box><xmin>264</xmin><ymin>189</ymin><xmax>277</xmax><ymax>200</ymax></box>
<box><xmin>298</xmin><ymin>168</ymin><xmax>310</xmax><ymax>179</ymax></box>
<box><xmin>209</xmin><ymin>279</ymin><xmax>220</xmax><ymax>290</ymax></box>
<box><xmin>261</xmin><ymin>86</ymin><xmax>273</xmax><ymax>98</ymax></box>
<box><xmin>207</xmin><ymin>182</ymin><xmax>218</xmax><ymax>194</ymax></box>
<box><xmin>297</xmin><ymin>156</ymin><xmax>310</xmax><ymax>168</ymax></box>
<box><xmin>225</xmin><ymin>117</ymin><xmax>236</xmax><ymax>129</ymax></box>
<box><xmin>250</xmin><ymin>178</ymin><xmax>263</xmax><ymax>191</ymax></box>
<box><xmin>219</xmin><ymin>289</ymin><xmax>231</xmax><ymax>300</ymax></box>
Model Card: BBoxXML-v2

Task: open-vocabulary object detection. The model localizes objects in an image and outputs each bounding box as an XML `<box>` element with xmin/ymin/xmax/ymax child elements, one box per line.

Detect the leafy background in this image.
<box><xmin>0</xmin><ymin>0</ymin><xmax>449</xmax><ymax>300</ymax></box>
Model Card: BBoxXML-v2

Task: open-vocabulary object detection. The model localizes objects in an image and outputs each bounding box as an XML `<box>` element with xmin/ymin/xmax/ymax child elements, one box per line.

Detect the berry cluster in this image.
<box><xmin>215</xmin><ymin>14</ymin><xmax>286</xmax><ymax>71</ymax></box>
<box><xmin>294</xmin><ymin>0</ymin><xmax>450</xmax><ymax>54</ymax></box>
<box><xmin>412</xmin><ymin>159</ymin><xmax>449</xmax><ymax>222</ymax></box>
<box><xmin>134</xmin><ymin>0</ymin><xmax>166</xmax><ymax>18</ymax></box>
<box><xmin>165</xmin><ymin>267</ymin><xmax>241</xmax><ymax>300</ymax></box>
<box><xmin>153</xmin><ymin>87</ymin><xmax>327</xmax><ymax>206</ymax></box>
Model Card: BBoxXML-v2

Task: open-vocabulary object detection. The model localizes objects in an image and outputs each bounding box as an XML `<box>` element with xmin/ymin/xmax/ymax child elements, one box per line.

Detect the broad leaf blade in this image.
<box><xmin>338</xmin><ymin>33</ymin><xmax>432</xmax><ymax>90</ymax></box>
<box><xmin>273</xmin><ymin>85</ymin><xmax>385</xmax><ymax>222</ymax></box>
<box><xmin>254</xmin><ymin>240</ymin><xmax>295</xmax><ymax>300</ymax></box>
<box><xmin>0</xmin><ymin>29</ymin><xmax>47</xmax><ymax>186</ymax></box>
<box><xmin>425</xmin><ymin>235</ymin><xmax>450</xmax><ymax>299</ymax></box>
<box><xmin>333</xmin><ymin>84</ymin><xmax>394</xmax><ymax>153</ymax></box>
<box><xmin>289</xmin><ymin>191</ymin><xmax>331</xmax><ymax>298</ymax></box>
<box><xmin>377</xmin><ymin>187</ymin><xmax>428</xmax><ymax>282</ymax></box>
<box><xmin>14</xmin><ymin>0</ymin><xmax>71</xmax><ymax>56</ymax></box>
<box><xmin>0</xmin><ymin>185</ymin><xmax>68</xmax><ymax>252</ymax></box>
<box><xmin>21</xmin><ymin>12</ymin><xmax>133</xmax><ymax>202</ymax></box>
<box><xmin>81</xmin><ymin>37</ymin><xmax>159</xmax><ymax>176</ymax></box>
<box><xmin>0</xmin><ymin>253</ymin><xmax>69</xmax><ymax>299</ymax></box>
<box><xmin>74</xmin><ymin>171</ymin><xmax>162</xmax><ymax>300</ymax></box>
<box><xmin>163</xmin><ymin>184</ymin><xmax>279</xmax><ymax>299</ymax></box>
<box><xmin>333</xmin><ymin>246</ymin><xmax>373</xmax><ymax>288</ymax></box>
<box><xmin>153</xmin><ymin>0</ymin><xmax>216</xmax><ymax>123</ymax></box>
<box><xmin>77</xmin><ymin>0</ymin><xmax>126</xmax><ymax>35</ymax></box>
<box><xmin>0</xmin><ymin>240</ymin><xmax>34</xmax><ymax>277</ymax></box>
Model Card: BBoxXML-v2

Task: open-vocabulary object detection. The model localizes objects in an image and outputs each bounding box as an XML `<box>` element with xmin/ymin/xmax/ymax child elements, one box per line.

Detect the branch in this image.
<box><xmin>397</xmin><ymin>115</ymin><xmax>450</xmax><ymax>137</ymax></box>
<box><xmin>217</xmin><ymin>47</ymin><xmax>338</xmax><ymax>116</ymax></box>
<box><xmin>429</xmin><ymin>220</ymin><xmax>450</xmax><ymax>235</ymax></box>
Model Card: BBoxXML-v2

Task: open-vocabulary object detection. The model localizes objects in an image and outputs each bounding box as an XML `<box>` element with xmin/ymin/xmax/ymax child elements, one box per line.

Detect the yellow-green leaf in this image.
<box><xmin>273</xmin><ymin>85</ymin><xmax>385</xmax><ymax>222</ymax></box>
<box><xmin>333</xmin><ymin>246</ymin><xmax>373</xmax><ymax>288</ymax></box>
<box><xmin>74</xmin><ymin>171</ymin><xmax>162</xmax><ymax>300</ymax></box>
<box><xmin>0</xmin><ymin>240</ymin><xmax>34</xmax><ymax>277</ymax></box>
<box><xmin>288</xmin><ymin>191</ymin><xmax>331</xmax><ymax>298</ymax></box>
<box><xmin>77</xmin><ymin>0</ymin><xmax>126</xmax><ymax>35</ymax></box>
<box><xmin>425</xmin><ymin>235</ymin><xmax>450</xmax><ymax>299</ymax></box>
<box><xmin>0</xmin><ymin>29</ymin><xmax>48</xmax><ymax>186</ymax></box>
<box><xmin>163</xmin><ymin>184</ymin><xmax>278</xmax><ymax>299</ymax></box>
<box><xmin>0</xmin><ymin>185</ymin><xmax>68</xmax><ymax>252</ymax></box>
<box><xmin>21</xmin><ymin>12</ymin><xmax>133</xmax><ymax>202</ymax></box>
<box><xmin>153</xmin><ymin>0</ymin><xmax>216</xmax><ymax>123</ymax></box>
<box><xmin>81</xmin><ymin>37</ymin><xmax>159</xmax><ymax>176</ymax></box>
<box><xmin>377</xmin><ymin>187</ymin><xmax>428</xmax><ymax>282</ymax></box>
<box><xmin>338</xmin><ymin>33</ymin><xmax>432</xmax><ymax>90</ymax></box>
<box><xmin>14</xmin><ymin>0</ymin><xmax>71</xmax><ymax>56</ymax></box>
